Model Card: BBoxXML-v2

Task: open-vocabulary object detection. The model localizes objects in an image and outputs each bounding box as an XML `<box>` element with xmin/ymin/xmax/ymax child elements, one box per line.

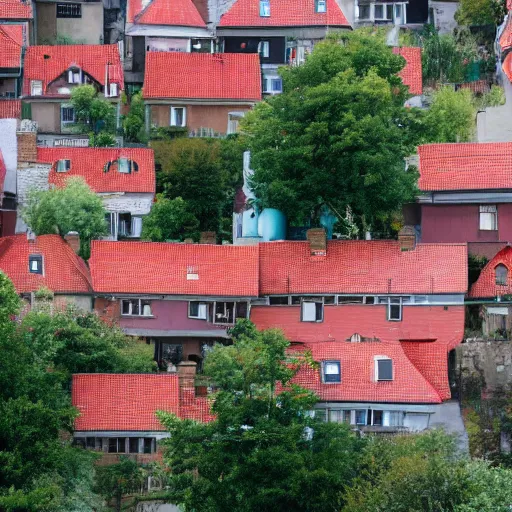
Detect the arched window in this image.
<box><xmin>495</xmin><ymin>264</ymin><xmax>508</xmax><ymax>286</ymax></box>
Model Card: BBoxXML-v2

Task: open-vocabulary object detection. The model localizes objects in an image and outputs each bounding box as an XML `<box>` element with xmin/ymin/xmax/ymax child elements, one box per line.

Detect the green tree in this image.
<box><xmin>242</xmin><ymin>32</ymin><xmax>419</xmax><ymax>232</ymax></box>
<box><xmin>123</xmin><ymin>92</ymin><xmax>147</xmax><ymax>143</ymax></box>
<box><xmin>455</xmin><ymin>0</ymin><xmax>505</xmax><ymax>26</ymax></box>
<box><xmin>70</xmin><ymin>84</ymin><xmax>117</xmax><ymax>139</ymax></box>
<box><xmin>21</xmin><ymin>177</ymin><xmax>108</xmax><ymax>259</ymax></box>
<box><xmin>141</xmin><ymin>195</ymin><xmax>200</xmax><ymax>242</ymax></box>
<box><xmin>157</xmin><ymin>320</ymin><xmax>365</xmax><ymax>512</ymax></box>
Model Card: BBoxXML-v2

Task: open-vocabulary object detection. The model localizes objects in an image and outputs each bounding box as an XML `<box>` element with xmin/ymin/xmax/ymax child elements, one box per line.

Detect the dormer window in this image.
<box><xmin>29</xmin><ymin>254</ymin><xmax>43</xmax><ymax>274</ymax></box>
<box><xmin>496</xmin><ymin>264</ymin><xmax>508</xmax><ymax>286</ymax></box>
<box><xmin>56</xmin><ymin>159</ymin><xmax>71</xmax><ymax>172</ymax></box>
<box><xmin>322</xmin><ymin>361</ymin><xmax>341</xmax><ymax>383</ymax></box>
<box><xmin>109</xmin><ymin>83</ymin><xmax>118</xmax><ymax>97</ymax></box>
<box><xmin>315</xmin><ymin>0</ymin><xmax>326</xmax><ymax>13</ymax></box>
<box><xmin>68</xmin><ymin>68</ymin><xmax>81</xmax><ymax>84</ymax></box>
<box><xmin>104</xmin><ymin>159</ymin><xmax>139</xmax><ymax>174</ymax></box>
<box><xmin>375</xmin><ymin>357</ymin><xmax>393</xmax><ymax>381</ymax></box>
<box><xmin>259</xmin><ymin>0</ymin><xmax>270</xmax><ymax>16</ymax></box>
<box><xmin>31</xmin><ymin>80</ymin><xmax>42</xmax><ymax>96</ymax></box>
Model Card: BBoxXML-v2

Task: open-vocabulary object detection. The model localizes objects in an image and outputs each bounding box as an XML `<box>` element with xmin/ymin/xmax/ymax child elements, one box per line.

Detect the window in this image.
<box><xmin>212</xmin><ymin>301</ymin><xmax>248</xmax><ymax>324</ymax></box>
<box><xmin>338</xmin><ymin>296</ymin><xmax>364</xmax><ymax>304</ymax></box>
<box><xmin>121</xmin><ymin>299</ymin><xmax>152</xmax><ymax>316</ymax></box>
<box><xmin>269</xmin><ymin>296</ymin><xmax>290</xmax><ymax>305</ymax></box>
<box><xmin>496</xmin><ymin>264</ymin><xmax>508</xmax><ymax>286</ymax></box>
<box><xmin>480</xmin><ymin>205</ymin><xmax>498</xmax><ymax>231</ymax></box>
<box><xmin>29</xmin><ymin>254</ymin><xmax>43</xmax><ymax>274</ymax></box>
<box><xmin>315</xmin><ymin>0</ymin><xmax>326</xmax><ymax>12</ymax></box>
<box><xmin>301</xmin><ymin>300</ymin><xmax>323</xmax><ymax>322</ymax></box>
<box><xmin>371</xmin><ymin>409</ymin><xmax>383</xmax><ymax>426</ymax></box>
<box><xmin>189</xmin><ymin>301</ymin><xmax>208</xmax><ymax>319</ymax></box>
<box><xmin>68</xmin><ymin>69</ymin><xmax>81</xmax><ymax>84</ymax></box>
<box><xmin>117</xmin><ymin>158</ymin><xmax>138</xmax><ymax>174</ymax></box>
<box><xmin>108</xmin><ymin>438</ymin><xmax>126</xmax><ymax>453</ymax></box>
<box><xmin>376</xmin><ymin>357</ymin><xmax>393</xmax><ymax>381</ymax></box>
<box><xmin>374</xmin><ymin>3</ymin><xmax>393</xmax><ymax>19</ymax></box>
<box><xmin>129</xmin><ymin>438</ymin><xmax>139</xmax><ymax>453</ymax></box>
<box><xmin>388</xmin><ymin>297</ymin><xmax>402</xmax><ymax>321</ymax></box>
<box><xmin>143</xmin><ymin>438</ymin><xmax>153</xmax><ymax>454</ymax></box>
<box><xmin>258</xmin><ymin>41</ymin><xmax>270</xmax><ymax>58</ymax></box>
<box><xmin>259</xmin><ymin>0</ymin><xmax>270</xmax><ymax>16</ymax></box>
<box><xmin>324</xmin><ymin>296</ymin><xmax>336</xmax><ymax>305</ymax></box>
<box><xmin>364</xmin><ymin>296</ymin><xmax>375</xmax><ymax>305</ymax></box>
<box><xmin>187</xmin><ymin>266</ymin><xmax>199</xmax><ymax>280</ymax></box>
<box><xmin>322</xmin><ymin>361</ymin><xmax>341</xmax><ymax>383</ymax></box>
<box><xmin>358</xmin><ymin>4</ymin><xmax>370</xmax><ymax>19</ymax></box>
<box><xmin>329</xmin><ymin>409</ymin><xmax>350</xmax><ymax>423</ymax></box>
<box><xmin>355</xmin><ymin>410</ymin><xmax>366</xmax><ymax>425</ymax></box>
<box><xmin>227</xmin><ymin>112</ymin><xmax>244</xmax><ymax>134</ymax></box>
<box><xmin>263</xmin><ymin>77</ymin><xmax>283</xmax><ymax>94</ymax></box>
<box><xmin>170</xmin><ymin>107</ymin><xmax>186</xmax><ymax>127</ymax></box>
<box><xmin>57</xmin><ymin>3</ymin><xmax>81</xmax><ymax>17</ymax></box>
<box><xmin>109</xmin><ymin>83</ymin><xmax>118</xmax><ymax>97</ymax></box>
<box><xmin>61</xmin><ymin>106</ymin><xmax>75</xmax><ymax>124</ymax></box>
<box><xmin>31</xmin><ymin>80</ymin><xmax>42</xmax><ymax>96</ymax></box>
<box><xmin>56</xmin><ymin>159</ymin><xmax>71</xmax><ymax>172</ymax></box>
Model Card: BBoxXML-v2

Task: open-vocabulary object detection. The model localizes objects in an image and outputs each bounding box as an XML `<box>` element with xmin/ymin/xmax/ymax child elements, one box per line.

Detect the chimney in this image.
<box><xmin>306</xmin><ymin>228</ymin><xmax>327</xmax><ymax>256</ymax></box>
<box><xmin>17</xmin><ymin>131</ymin><xmax>38</xmax><ymax>163</ymax></box>
<box><xmin>398</xmin><ymin>225</ymin><xmax>416</xmax><ymax>251</ymax></box>
<box><xmin>177</xmin><ymin>361</ymin><xmax>197</xmax><ymax>389</ymax></box>
<box><xmin>200</xmin><ymin>231</ymin><xmax>217</xmax><ymax>244</ymax></box>
<box><xmin>64</xmin><ymin>231</ymin><xmax>80</xmax><ymax>254</ymax></box>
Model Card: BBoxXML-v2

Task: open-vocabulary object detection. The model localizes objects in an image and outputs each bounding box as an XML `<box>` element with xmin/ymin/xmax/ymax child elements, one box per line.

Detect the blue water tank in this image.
<box><xmin>258</xmin><ymin>208</ymin><xmax>287</xmax><ymax>241</ymax></box>
<box><xmin>242</xmin><ymin>208</ymin><xmax>259</xmax><ymax>237</ymax></box>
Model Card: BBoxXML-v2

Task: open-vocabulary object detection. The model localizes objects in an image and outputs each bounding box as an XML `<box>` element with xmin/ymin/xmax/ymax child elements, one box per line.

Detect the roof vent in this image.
<box><xmin>43</xmin><ymin>54</ymin><xmax>50</xmax><ymax>60</ymax></box>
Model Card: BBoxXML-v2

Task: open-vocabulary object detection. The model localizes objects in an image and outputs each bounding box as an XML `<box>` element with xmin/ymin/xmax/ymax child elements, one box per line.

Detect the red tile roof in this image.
<box><xmin>89</xmin><ymin>241</ymin><xmax>260</xmax><ymax>296</ymax></box>
<box><xmin>0</xmin><ymin>0</ymin><xmax>32</xmax><ymax>19</ymax></box>
<box><xmin>503</xmin><ymin>52</ymin><xmax>512</xmax><ymax>84</ymax></box>
<box><xmin>500</xmin><ymin>14</ymin><xmax>512</xmax><ymax>52</ymax></box>
<box><xmin>218</xmin><ymin>0</ymin><xmax>349</xmax><ymax>27</ymax></box>
<box><xmin>418</xmin><ymin>143</ymin><xmax>512</xmax><ymax>191</ymax></box>
<box><xmin>289</xmin><ymin>342</ymin><xmax>442</xmax><ymax>404</ymax></box>
<box><xmin>470</xmin><ymin>245</ymin><xmax>512</xmax><ymax>298</ymax></box>
<box><xmin>0</xmin><ymin>99</ymin><xmax>21</xmax><ymax>119</ymax></box>
<box><xmin>393</xmin><ymin>47</ymin><xmax>422</xmax><ymax>96</ymax></box>
<box><xmin>258</xmin><ymin>241</ymin><xmax>468</xmax><ymax>295</ymax></box>
<box><xmin>0</xmin><ymin>150</ymin><xmax>5</xmax><ymax>194</ymax></box>
<box><xmin>0</xmin><ymin>25</ymin><xmax>22</xmax><ymax>68</ymax></box>
<box><xmin>23</xmin><ymin>44</ymin><xmax>123</xmax><ymax>96</ymax></box>
<box><xmin>143</xmin><ymin>53</ymin><xmax>261</xmax><ymax>101</ymax></box>
<box><xmin>0</xmin><ymin>234</ymin><xmax>92</xmax><ymax>294</ymax></box>
<box><xmin>127</xmin><ymin>0</ymin><xmax>206</xmax><ymax>26</ymax></box>
<box><xmin>38</xmin><ymin>147</ymin><xmax>155</xmax><ymax>194</ymax></box>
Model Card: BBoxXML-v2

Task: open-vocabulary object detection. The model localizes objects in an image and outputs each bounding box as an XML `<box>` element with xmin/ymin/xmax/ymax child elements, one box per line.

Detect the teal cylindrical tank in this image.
<box><xmin>258</xmin><ymin>208</ymin><xmax>286</xmax><ymax>241</ymax></box>
<box><xmin>242</xmin><ymin>208</ymin><xmax>259</xmax><ymax>237</ymax></box>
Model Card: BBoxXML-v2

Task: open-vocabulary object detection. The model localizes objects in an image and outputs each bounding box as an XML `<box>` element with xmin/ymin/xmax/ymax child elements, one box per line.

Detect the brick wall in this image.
<box><xmin>94</xmin><ymin>297</ymin><xmax>121</xmax><ymax>323</ymax></box>
<box><xmin>17</xmin><ymin>132</ymin><xmax>38</xmax><ymax>163</ymax></box>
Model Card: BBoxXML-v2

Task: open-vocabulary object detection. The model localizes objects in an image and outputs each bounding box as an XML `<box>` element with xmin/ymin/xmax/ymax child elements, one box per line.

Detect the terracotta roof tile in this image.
<box><xmin>0</xmin><ymin>234</ymin><xmax>92</xmax><ymax>294</ymax></box>
<box><xmin>393</xmin><ymin>47</ymin><xmax>422</xmax><ymax>96</ymax></box>
<box><xmin>503</xmin><ymin>52</ymin><xmax>512</xmax><ymax>83</ymax></box>
<box><xmin>289</xmin><ymin>341</ymin><xmax>442</xmax><ymax>404</ymax></box>
<box><xmin>0</xmin><ymin>0</ymin><xmax>32</xmax><ymax>19</ymax></box>
<box><xmin>470</xmin><ymin>245</ymin><xmax>512</xmax><ymax>298</ymax></box>
<box><xmin>38</xmin><ymin>147</ymin><xmax>155</xmax><ymax>194</ymax></box>
<box><xmin>0</xmin><ymin>99</ymin><xmax>21</xmax><ymax>119</ymax></box>
<box><xmin>218</xmin><ymin>0</ymin><xmax>349</xmax><ymax>27</ymax></box>
<box><xmin>127</xmin><ymin>0</ymin><xmax>206</xmax><ymax>26</ymax></box>
<box><xmin>418</xmin><ymin>143</ymin><xmax>512</xmax><ymax>191</ymax></box>
<box><xmin>89</xmin><ymin>241</ymin><xmax>260</xmax><ymax>296</ymax></box>
<box><xmin>500</xmin><ymin>14</ymin><xmax>512</xmax><ymax>51</ymax></box>
<box><xmin>23</xmin><ymin>44</ymin><xmax>123</xmax><ymax>97</ymax></box>
<box><xmin>258</xmin><ymin>241</ymin><xmax>468</xmax><ymax>295</ymax></box>
<box><xmin>0</xmin><ymin>25</ymin><xmax>21</xmax><ymax>68</ymax></box>
<box><xmin>143</xmin><ymin>52</ymin><xmax>261</xmax><ymax>101</ymax></box>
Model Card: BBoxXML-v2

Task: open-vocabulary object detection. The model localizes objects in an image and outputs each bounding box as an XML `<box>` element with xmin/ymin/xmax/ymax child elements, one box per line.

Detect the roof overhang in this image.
<box><xmin>217</xmin><ymin>26</ymin><xmax>349</xmax><ymax>37</ymax></box>
<box><xmin>126</xmin><ymin>23</ymin><xmax>211</xmax><ymax>38</ymax></box>
<box><xmin>419</xmin><ymin>190</ymin><xmax>512</xmax><ymax>204</ymax></box>
<box><xmin>144</xmin><ymin>98</ymin><xmax>258</xmax><ymax>105</ymax></box>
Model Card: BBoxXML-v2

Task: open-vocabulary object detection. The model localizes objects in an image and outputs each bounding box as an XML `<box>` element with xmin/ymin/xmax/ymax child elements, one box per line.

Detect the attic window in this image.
<box><xmin>56</xmin><ymin>159</ymin><xmax>71</xmax><ymax>172</ymax></box>
<box><xmin>259</xmin><ymin>0</ymin><xmax>270</xmax><ymax>16</ymax></box>
<box><xmin>31</xmin><ymin>80</ymin><xmax>42</xmax><ymax>96</ymax></box>
<box><xmin>322</xmin><ymin>361</ymin><xmax>341</xmax><ymax>383</ymax></box>
<box><xmin>496</xmin><ymin>264</ymin><xmax>508</xmax><ymax>286</ymax></box>
<box><xmin>350</xmin><ymin>333</ymin><xmax>362</xmax><ymax>343</ymax></box>
<box><xmin>315</xmin><ymin>0</ymin><xmax>326</xmax><ymax>12</ymax></box>
<box><xmin>375</xmin><ymin>357</ymin><xmax>393</xmax><ymax>381</ymax></box>
<box><xmin>118</xmin><ymin>158</ymin><xmax>138</xmax><ymax>174</ymax></box>
<box><xmin>187</xmin><ymin>266</ymin><xmax>199</xmax><ymax>280</ymax></box>
<box><xmin>68</xmin><ymin>68</ymin><xmax>81</xmax><ymax>84</ymax></box>
<box><xmin>29</xmin><ymin>254</ymin><xmax>43</xmax><ymax>274</ymax></box>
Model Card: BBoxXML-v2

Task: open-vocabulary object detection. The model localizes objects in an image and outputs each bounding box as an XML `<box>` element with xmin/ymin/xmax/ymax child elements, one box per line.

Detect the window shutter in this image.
<box><xmin>302</xmin><ymin>302</ymin><xmax>316</xmax><ymax>321</ymax></box>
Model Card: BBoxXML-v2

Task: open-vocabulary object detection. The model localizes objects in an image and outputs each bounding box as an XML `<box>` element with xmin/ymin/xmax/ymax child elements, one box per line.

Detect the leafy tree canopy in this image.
<box><xmin>123</xmin><ymin>91</ymin><xmax>147</xmax><ymax>143</ymax></box>
<box><xmin>455</xmin><ymin>0</ymin><xmax>506</xmax><ymax>26</ymax></box>
<box><xmin>21</xmin><ymin>177</ymin><xmax>108</xmax><ymax>259</ymax></box>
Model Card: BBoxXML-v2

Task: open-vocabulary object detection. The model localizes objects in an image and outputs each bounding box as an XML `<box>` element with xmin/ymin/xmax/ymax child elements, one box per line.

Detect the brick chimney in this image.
<box><xmin>64</xmin><ymin>231</ymin><xmax>80</xmax><ymax>254</ymax></box>
<box><xmin>177</xmin><ymin>361</ymin><xmax>197</xmax><ymax>389</ymax></box>
<box><xmin>398</xmin><ymin>225</ymin><xmax>416</xmax><ymax>251</ymax></box>
<box><xmin>17</xmin><ymin>131</ymin><xmax>38</xmax><ymax>163</ymax></box>
<box><xmin>200</xmin><ymin>231</ymin><xmax>217</xmax><ymax>244</ymax></box>
<box><xmin>306</xmin><ymin>228</ymin><xmax>327</xmax><ymax>256</ymax></box>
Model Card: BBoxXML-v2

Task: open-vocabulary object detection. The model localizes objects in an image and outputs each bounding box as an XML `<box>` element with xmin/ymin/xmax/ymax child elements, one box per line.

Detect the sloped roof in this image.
<box><xmin>23</xmin><ymin>44</ymin><xmax>123</xmax><ymax>96</ymax></box>
<box><xmin>127</xmin><ymin>0</ymin><xmax>206</xmax><ymax>26</ymax></box>
<box><xmin>470</xmin><ymin>245</ymin><xmax>512</xmax><ymax>298</ymax></box>
<box><xmin>218</xmin><ymin>0</ymin><xmax>349</xmax><ymax>27</ymax></box>
<box><xmin>0</xmin><ymin>25</ymin><xmax>22</xmax><ymax>68</ymax></box>
<box><xmin>289</xmin><ymin>342</ymin><xmax>442</xmax><ymax>404</ymax></box>
<box><xmin>38</xmin><ymin>147</ymin><xmax>155</xmax><ymax>194</ymax></box>
<box><xmin>0</xmin><ymin>99</ymin><xmax>21</xmax><ymax>119</ymax></box>
<box><xmin>503</xmin><ymin>52</ymin><xmax>512</xmax><ymax>84</ymax></box>
<box><xmin>0</xmin><ymin>149</ymin><xmax>5</xmax><ymax>194</ymax></box>
<box><xmin>500</xmin><ymin>14</ymin><xmax>512</xmax><ymax>52</ymax></box>
<box><xmin>73</xmin><ymin>374</ymin><xmax>181</xmax><ymax>431</ymax></box>
<box><xmin>89</xmin><ymin>241</ymin><xmax>260</xmax><ymax>296</ymax></box>
<box><xmin>143</xmin><ymin>52</ymin><xmax>261</xmax><ymax>101</ymax></box>
<box><xmin>258</xmin><ymin>241</ymin><xmax>468</xmax><ymax>295</ymax></box>
<box><xmin>0</xmin><ymin>0</ymin><xmax>32</xmax><ymax>19</ymax></box>
<box><xmin>418</xmin><ymin>143</ymin><xmax>512</xmax><ymax>192</ymax></box>
<box><xmin>0</xmin><ymin>234</ymin><xmax>92</xmax><ymax>294</ymax></box>
<box><xmin>393</xmin><ymin>47</ymin><xmax>422</xmax><ymax>96</ymax></box>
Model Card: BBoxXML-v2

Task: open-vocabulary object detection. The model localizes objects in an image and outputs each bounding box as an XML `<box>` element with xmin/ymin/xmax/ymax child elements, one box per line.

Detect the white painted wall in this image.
<box><xmin>0</xmin><ymin>119</ymin><xmax>18</xmax><ymax>195</ymax></box>
<box><xmin>99</xmin><ymin>192</ymin><xmax>154</xmax><ymax>215</ymax></box>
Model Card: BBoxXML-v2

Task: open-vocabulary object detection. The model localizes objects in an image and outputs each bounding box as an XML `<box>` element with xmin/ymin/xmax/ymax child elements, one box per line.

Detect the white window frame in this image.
<box><xmin>61</xmin><ymin>105</ymin><xmax>75</xmax><ymax>124</ymax></box>
<box><xmin>121</xmin><ymin>298</ymin><xmax>152</xmax><ymax>317</ymax></box>
<box><xmin>479</xmin><ymin>205</ymin><xmax>498</xmax><ymax>231</ymax></box>
<box><xmin>68</xmin><ymin>68</ymin><xmax>81</xmax><ymax>84</ymax></box>
<box><xmin>259</xmin><ymin>0</ymin><xmax>270</xmax><ymax>17</ymax></box>
<box><xmin>258</xmin><ymin>40</ymin><xmax>270</xmax><ymax>58</ymax></box>
<box><xmin>375</xmin><ymin>356</ymin><xmax>393</xmax><ymax>382</ymax></box>
<box><xmin>263</xmin><ymin>76</ymin><xmax>283</xmax><ymax>95</ymax></box>
<box><xmin>31</xmin><ymin>80</ymin><xmax>42</xmax><ymax>96</ymax></box>
<box><xmin>170</xmin><ymin>106</ymin><xmax>186</xmax><ymax>127</ymax></box>
<box><xmin>315</xmin><ymin>0</ymin><xmax>326</xmax><ymax>12</ymax></box>
<box><xmin>322</xmin><ymin>360</ymin><xmax>341</xmax><ymax>383</ymax></box>
<box><xmin>301</xmin><ymin>299</ymin><xmax>323</xmax><ymax>322</ymax></box>
<box><xmin>29</xmin><ymin>254</ymin><xmax>43</xmax><ymax>275</ymax></box>
<box><xmin>109</xmin><ymin>83</ymin><xmax>118</xmax><ymax>97</ymax></box>
<box><xmin>189</xmin><ymin>301</ymin><xmax>208</xmax><ymax>320</ymax></box>
<box><xmin>227</xmin><ymin>111</ymin><xmax>245</xmax><ymax>135</ymax></box>
<box><xmin>387</xmin><ymin>297</ymin><xmax>402</xmax><ymax>322</ymax></box>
